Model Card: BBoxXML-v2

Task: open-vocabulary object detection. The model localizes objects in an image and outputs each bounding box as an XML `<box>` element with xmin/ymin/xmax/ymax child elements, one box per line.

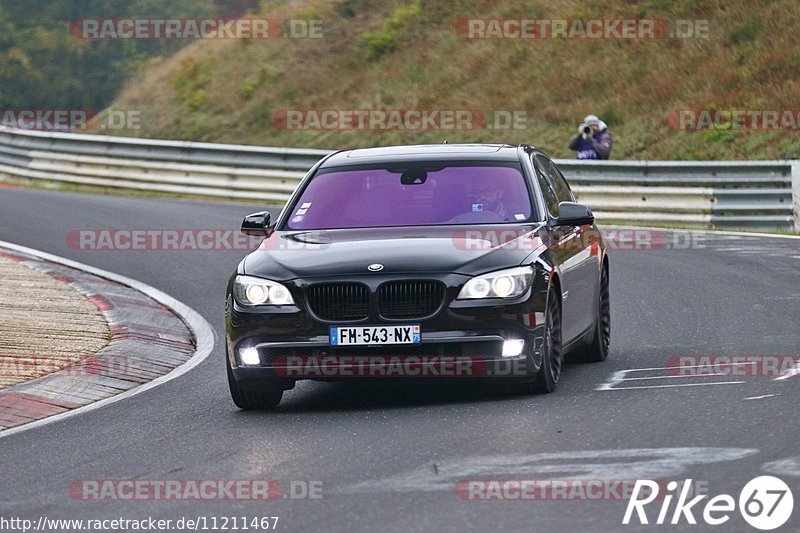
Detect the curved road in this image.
<box><xmin>1</xmin><ymin>187</ymin><xmax>798</xmax><ymax>532</ymax></box>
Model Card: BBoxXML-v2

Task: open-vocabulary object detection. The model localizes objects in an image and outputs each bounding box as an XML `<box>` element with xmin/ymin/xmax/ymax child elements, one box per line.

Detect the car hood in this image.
<box><xmin>242</xmin><ymin>224</ymin><xmax>546</xmax><ymax>279</ymax></box>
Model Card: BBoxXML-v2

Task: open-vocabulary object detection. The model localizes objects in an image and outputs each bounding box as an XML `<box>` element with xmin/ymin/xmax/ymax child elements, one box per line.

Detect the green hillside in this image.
<box><xmin>0</xmin><ymin>1</ymin><xmax>221</xmax><ymax>110</ymax></box>
<box><xmin>102</xmin><ymin>0</ymin><xmax>800</xmax><ymax>160</ymax></box>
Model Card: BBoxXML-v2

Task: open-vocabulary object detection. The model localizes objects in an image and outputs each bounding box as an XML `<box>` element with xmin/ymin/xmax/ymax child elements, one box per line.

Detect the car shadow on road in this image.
<box><xmin>232</xmin><ymin>369</ymin><xmax>575</xmax><ymax>415</ymax></box>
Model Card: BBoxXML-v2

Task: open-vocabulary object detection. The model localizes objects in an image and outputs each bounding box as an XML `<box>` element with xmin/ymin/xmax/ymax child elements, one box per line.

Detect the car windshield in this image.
<box><xmin>285</xmin><ymin>162</ymin><xmax>533</xmax><ymax>229</ymax></box>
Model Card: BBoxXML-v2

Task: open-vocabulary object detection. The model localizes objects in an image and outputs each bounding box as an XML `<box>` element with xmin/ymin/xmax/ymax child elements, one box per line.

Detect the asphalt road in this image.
<box><xmin>1</xmin><ymin>187</ymin><xmax>798</xmax><ymax>532</ymax></box>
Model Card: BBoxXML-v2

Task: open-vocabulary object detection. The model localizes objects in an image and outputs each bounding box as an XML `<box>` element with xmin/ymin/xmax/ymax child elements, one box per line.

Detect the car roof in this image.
<box><xmin>320</xmin><ymin>144</ymin><xmax>525</xmax><ymax>167</ymax></box>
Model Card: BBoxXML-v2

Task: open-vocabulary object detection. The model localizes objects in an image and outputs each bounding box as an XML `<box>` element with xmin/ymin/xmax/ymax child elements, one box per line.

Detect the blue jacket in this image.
<box><xmin>569</xmin><ymin>129</ymin><xmax>613</xmax><ymax>159</ymax></box>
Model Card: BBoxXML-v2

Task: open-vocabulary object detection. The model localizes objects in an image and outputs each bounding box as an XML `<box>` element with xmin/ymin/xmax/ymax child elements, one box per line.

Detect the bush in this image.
<box><xmin>729</xmin><ymin>21</ymin><xmax>762</xmax><ymax>45</ymax></box>
<box><xmin>173</xmin><ymin>57</ymin><xmax>215</xmax><ymax>110</ymax></box>
<box><xmin>361</xmin><ymin>2</ymin><xmax>422</xmax><ymax>60</ymax></box>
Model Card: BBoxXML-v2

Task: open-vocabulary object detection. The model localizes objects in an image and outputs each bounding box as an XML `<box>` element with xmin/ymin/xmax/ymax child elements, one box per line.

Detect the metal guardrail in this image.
<box><xmin>559</xmin><ymin>159</ymin><xmax>799</xmax><ymax>231</ymax></box>
<box><xmin>1</xmin><ymin>127</ymin><xmax>798</xmax><ymax>231</ymax></box>
<box><xmin>0</xmin><ymin>127</ymin><xmax>326</xmax><ymax>202</ymax></box>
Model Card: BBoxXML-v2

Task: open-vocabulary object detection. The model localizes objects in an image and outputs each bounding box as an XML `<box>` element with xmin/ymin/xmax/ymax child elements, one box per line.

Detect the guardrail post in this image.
<box><xmin>793</xmin><ymin>161</ymin><xmax>800</xmax><ymax>232</ymax></box>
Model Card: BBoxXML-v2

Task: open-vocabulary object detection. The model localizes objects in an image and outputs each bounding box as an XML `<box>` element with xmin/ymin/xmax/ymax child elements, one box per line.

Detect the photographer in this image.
<box><xmin>569</xmin><ymin>114</ymin><xmax>613</xmax><ymax>159</ymax></box>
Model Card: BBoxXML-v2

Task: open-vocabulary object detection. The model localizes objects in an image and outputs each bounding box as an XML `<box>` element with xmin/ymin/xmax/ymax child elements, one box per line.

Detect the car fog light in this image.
<box><xmin>502</xmin><ymin>339</ymin><xmax>525</xmax><ymax>357</ymax></box>
<box><xmin>240</xmin><ymin>347</ymin><xmax>260</xmax><ymax>366</ymax></box>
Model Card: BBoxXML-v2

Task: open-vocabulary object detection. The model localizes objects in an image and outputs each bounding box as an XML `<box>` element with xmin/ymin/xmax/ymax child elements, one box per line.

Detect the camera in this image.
<box><xmin>582</xmin><ymin>125</ymin><xmax>592</xmax><ymax>134</ymax></box>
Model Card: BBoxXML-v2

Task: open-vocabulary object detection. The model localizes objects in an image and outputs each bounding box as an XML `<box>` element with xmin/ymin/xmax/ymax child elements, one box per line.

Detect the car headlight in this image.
<box><xmin>233</xmin><ymin>275</ymin><xmax>295</xmax><ymax>306</ymax></box>
<box><xmin>457</xmin><ymin>266</ymin><xmax>534</xmax><ymax>300</ymax></box>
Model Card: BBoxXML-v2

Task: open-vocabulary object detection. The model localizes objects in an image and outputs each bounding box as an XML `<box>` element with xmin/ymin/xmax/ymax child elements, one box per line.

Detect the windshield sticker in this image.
<box><xmin>514</xmin><ymin>213</ymin><xmax>526</xmax><ymax>221</ymax></box>
<box><xmin>296</xmin><ymin>202</ymin><xmax>312</xmax><ymax>216</ymax></box>
<box><xmin>291</xmin><ymin>215</ymin><xmax>305</xmax><ymax>223</ymax></box>
<box><xmin>472</xmin><ymin>203</ymin><xmax>484</xmax><ymax>213</ymax></box>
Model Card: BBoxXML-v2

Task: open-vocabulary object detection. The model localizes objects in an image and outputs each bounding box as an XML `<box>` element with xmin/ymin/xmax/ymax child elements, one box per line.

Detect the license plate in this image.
<box><xmin>330</xmin><ymin>325</ymin><xmax>421</xmax><ymax>346</ymax></box>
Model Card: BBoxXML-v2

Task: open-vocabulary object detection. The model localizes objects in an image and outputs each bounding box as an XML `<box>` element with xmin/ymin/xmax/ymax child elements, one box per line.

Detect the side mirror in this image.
<box><xmin>553</xmin><ymin>202</ymin><xmax>594</xmax><ymax>227</ymax></box>
<box><xmin>241</xmin><ymin>211</ymin><xmax>272</xmax><ymax>236</ymax></box>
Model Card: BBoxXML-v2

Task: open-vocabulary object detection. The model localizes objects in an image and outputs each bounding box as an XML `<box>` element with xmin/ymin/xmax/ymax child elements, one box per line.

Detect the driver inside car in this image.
<box><xmin>472</xmin><ymin>181</ymin><xmax>509</xmax><ymax>220</ymax></box>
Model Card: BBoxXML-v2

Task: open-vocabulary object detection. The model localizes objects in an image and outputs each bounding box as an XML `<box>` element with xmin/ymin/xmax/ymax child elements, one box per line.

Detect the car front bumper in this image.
<box><xmin>226</xmin><ymin>273</ymin><xmax>550</xmax><ymax>390</ymax></box>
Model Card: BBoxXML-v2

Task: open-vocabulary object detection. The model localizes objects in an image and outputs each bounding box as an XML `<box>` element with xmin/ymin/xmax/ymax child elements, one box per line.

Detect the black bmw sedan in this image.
<box><xmin>226</xmin><ymin>144</ymin><xmax>610</xmax><ymax>409</ymax></box>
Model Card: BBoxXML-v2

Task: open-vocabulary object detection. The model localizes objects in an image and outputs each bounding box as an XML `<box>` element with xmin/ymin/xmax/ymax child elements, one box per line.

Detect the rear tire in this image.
<box><xmin>573</xmin><ymin>264</ymin><xmax>610</xmax><ymax>363</ymax></box>
<box><xmin>522</xmin><ymin>286</ymin><xmax>562</xmax><ymax>394</ymax></box>
<box><xmin>227</xmin><ymin>359</ymin><xmax>283</xmax><ymax>410</ymax></box>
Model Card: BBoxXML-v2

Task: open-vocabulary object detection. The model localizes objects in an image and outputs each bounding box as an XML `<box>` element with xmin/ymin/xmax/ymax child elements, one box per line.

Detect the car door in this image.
<box><xmin>533</xmin><ymin>155</ymin><xmax>597</xmax><ymax>344</ymax></box>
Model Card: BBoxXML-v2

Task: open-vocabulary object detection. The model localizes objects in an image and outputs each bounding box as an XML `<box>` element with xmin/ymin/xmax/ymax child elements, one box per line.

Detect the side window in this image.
<box><xmin>532</xmin><ymin>155</ymin><xmax>559</xmax><ymax>218</ymax></box>
<box><xmin>549</xmin><ymin>162</ymin><xmax>575</xmax><ymax>204</ymax></box>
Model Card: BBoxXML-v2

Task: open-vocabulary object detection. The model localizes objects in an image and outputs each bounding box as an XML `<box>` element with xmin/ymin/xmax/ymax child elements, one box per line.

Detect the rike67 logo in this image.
<box><xmin>623</xmin><ymin>476</ymin><xmax>794</xmax><ymax>530</ymax></box>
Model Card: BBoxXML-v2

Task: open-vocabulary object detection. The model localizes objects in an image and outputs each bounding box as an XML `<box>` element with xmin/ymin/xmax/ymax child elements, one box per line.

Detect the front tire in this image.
<box><xmin>522</xmin><ymin>286</ymin><xmax>563</xmax><ymax>394</ymax></box>
<box><xmin>573</xmin><ymin>264</ymin><xmax>610</xmax><ymax>363</ymax></box>
<box><xmin>227</xmin><ymin>359</ymin><xmax>283</xmax><ymax>410</ymax></box>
